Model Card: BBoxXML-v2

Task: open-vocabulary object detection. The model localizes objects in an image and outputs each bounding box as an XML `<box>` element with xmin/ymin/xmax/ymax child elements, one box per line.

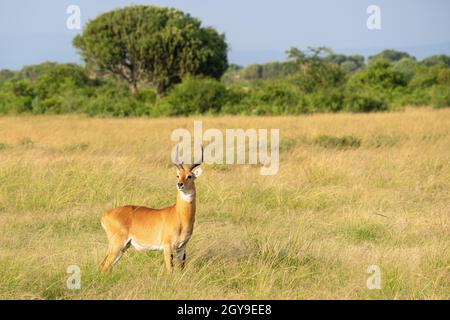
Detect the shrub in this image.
<box><xmin>430</xmin><ymin>85</ymin><xmax>450</xmax><ymax>108</ymax></box>
<box><xmin>250</xmin><ymin>81</ymin><xmax>300</xmax><ymax>106</ymax></box>
<box><xmin>347</xmin><ymin>61</ymin><xmax>407</xmax><ymax>90</ymax></box>
<box><xmin>368</xmin><ymin>50</ymin><xmax>415</xmax><ymax>64</ymax></box>
<box><xmin>0</xmin><ymin>69</ymin><xmax>16</xmax><ymax>85</ymax></box>
<box><xmin>33</xmin><ymin>64</ymin><xmax>92</xmax><ymax>99</ymax></box>
<box><xmin>0</xmin><ymin>92</ymin><xmax>33</xmax><ymax>114</ymax></box>
<box><xmin>220</xmin><ymin>103</ymin><xmax>251</xmax><ymax>115</ymax></box>
<box><xmin>343</xmin><ymin>91</ymin><xmax>387</xmax><ymax>112</ymax></box>
<box><xmin>409</xmin><ymin>64</ymin><xmax>450</xmax><ymax>89</ymax></box>
<box><xmin>0</xmin><ymin>80</ymin><xmax>34</xmax><ymax>113</ymax></box>
<box><xmin>159</xmin><ymin>76</ymin><xmax>229</xmax><ymax>115</ymax></box>
<box><xmin>86</xmin><ymin>95</ymin><xmax>149</xmax><ymax>117</ymax></box>
<box><xmin>393</xmin><ymin>57</ymin><xmax>418</xmax><ymax>82</ymax></box>
<box><xmin>238</xmin><ymin>81</ymin><xmax>308</xmax><ymax>115</ymax></box>
<box><xmin>134</xmin><ymin>88</ymin><xmax>157</xmax><ymax>104</ymax></box>
<box><xmin>307</xmin><ymin>88</ymin><xmax>344</xmax><ymax>113</ymax></box>
<box><xmin>420</xmin><ymin>54</ymin><xmax>450</xmax><ymax>67</ymax></box>
<box><xmin>31</xmin><ymin>96</ymin><xmax>63</xmax><ymax>114</ymax></box>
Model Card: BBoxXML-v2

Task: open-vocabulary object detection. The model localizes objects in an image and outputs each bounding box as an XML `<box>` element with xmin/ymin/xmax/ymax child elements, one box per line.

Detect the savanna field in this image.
<box><xmin>0</xmin><ymin>107</ymin><xmax>449</xmax><ymax>299</ymax></box>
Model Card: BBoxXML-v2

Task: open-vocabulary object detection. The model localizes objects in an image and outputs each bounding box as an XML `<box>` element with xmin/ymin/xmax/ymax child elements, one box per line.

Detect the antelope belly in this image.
<box><xmin>130</xmin><ymin>238</ymin><xmax>163</xmax><ymax>251</ymax></box>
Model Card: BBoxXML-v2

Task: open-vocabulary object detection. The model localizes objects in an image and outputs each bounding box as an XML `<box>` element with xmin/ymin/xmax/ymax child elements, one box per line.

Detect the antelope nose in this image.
<box><xmin>177</xmin><ymin>183</ymin><xmax>184</xmax><ymax>188</ymax></box>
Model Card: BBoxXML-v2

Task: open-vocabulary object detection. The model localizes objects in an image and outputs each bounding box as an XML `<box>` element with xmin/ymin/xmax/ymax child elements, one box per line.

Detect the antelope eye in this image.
<box><xmin>176</xmin><ymin>175</ymin><xmax>179</xmax><ymax>178</ymax></box>
<box><xmin>187</xmin><ymin>175</ymin><xmax>192</xmax><ymax>179</ymax></box>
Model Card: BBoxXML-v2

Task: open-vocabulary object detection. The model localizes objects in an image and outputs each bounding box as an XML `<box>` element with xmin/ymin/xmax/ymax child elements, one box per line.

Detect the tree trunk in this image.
<box><xmin>156</xmin><ymin>83</ymin><xmax>166</xmax><ymax>100</ymax></box>
<box><xmin>130</xmin><ymin>82</ymin><xmax>138</xmax><ymax>94</ymax></box>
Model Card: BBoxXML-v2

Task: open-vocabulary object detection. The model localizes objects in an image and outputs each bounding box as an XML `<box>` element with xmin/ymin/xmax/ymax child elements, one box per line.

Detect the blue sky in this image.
<box><xmin>1</xmin><ymin>0</ymin><xmax>449</xmax><ymax>69</ymax></box>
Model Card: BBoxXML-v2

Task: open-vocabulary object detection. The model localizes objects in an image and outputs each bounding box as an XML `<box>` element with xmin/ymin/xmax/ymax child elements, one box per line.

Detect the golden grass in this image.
<box><xmin>0</xmin><ymin>107</ymin><xmax>449</xmax><ymax>299</ymax></box>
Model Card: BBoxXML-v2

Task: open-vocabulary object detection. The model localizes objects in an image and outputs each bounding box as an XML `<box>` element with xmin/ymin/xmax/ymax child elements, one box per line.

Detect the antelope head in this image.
<box><xmin>173</xmin><ymin>145</ymin><xmax>204</xmax><ymax>192</ymax></box>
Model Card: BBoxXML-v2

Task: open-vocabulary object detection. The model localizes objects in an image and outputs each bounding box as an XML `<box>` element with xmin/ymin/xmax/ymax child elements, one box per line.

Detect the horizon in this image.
<box><xmin>1</xmin><ymin>0</ymin><xmax>450</xmax><ymax>70</ymax></box>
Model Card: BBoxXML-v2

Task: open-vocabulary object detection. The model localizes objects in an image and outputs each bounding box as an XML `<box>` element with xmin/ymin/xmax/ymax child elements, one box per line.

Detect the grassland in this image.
<box><xmin>0</xmin><ymin>107</ymin><xmax>449</xmax><ymax>299</ymax></box>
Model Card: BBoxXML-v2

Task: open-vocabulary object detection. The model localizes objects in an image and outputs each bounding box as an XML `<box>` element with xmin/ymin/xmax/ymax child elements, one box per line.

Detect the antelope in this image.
<box><xmin>99</xmin><ymin>145</ymin><xmax>203</xmax><ymax>273</ymax></box>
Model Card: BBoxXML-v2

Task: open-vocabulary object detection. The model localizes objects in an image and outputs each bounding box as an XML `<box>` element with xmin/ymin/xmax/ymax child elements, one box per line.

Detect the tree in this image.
<box><xmin>369</xmin><ymin>50</ymin><xmax>415</xmax><ymax>64</ymax></box>
<box><xmin>325</xmin><ymin>54</ymin><xmax>365</xmax><ymax>73</ymax></box>
<box><xmin>18</xmin><ymin>62</ymin><xmax>58</xmax><ymax>81</ymax></box>
<box><xmin>286</xmin><ymin>47</ymin><xmax>346</xmax><ymax>92</ymax></box>
<box><xmin>73</xmin><ymin>5</ymin><xmax>228</xmax><ymax>96</ymax></box>
<box><xmin>420</xmin><ymin>54</ymin><xmax>450</xmax><ymax>67</ymax></box>
<box><xmin>0</xmin><ymin>69</ymin><xmax>16</xmax><ymax>85</ymax></box>
<box><xmin>393</xmin><ymin>57</ymin><xmax>418</xmax><ymax>82</ymax></box>
<box><xmin>347</xmin><ymin>60</ymin><xmax>407</xmax><ymax>90</ymax></box>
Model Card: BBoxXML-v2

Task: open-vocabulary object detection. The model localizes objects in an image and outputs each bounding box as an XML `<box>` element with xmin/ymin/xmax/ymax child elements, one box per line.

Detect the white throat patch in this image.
<box><xmin>179</xmin><ymin>189</ymin><xmax>195</xmax><ymax>203</ymax></box>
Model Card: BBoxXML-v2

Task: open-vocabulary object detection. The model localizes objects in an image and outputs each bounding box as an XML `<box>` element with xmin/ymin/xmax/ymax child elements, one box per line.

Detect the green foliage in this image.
<box><xmin>17</xmin><ymin>62</ymin><xmax>61</xmax><ymax>81</ymax></box>
<box><xmin>287</xmin><ymin>47</ymin><xmax>347</xmax><ymax>93</ymax></box>
<box><xmin>324</xmin><ymin>54</ymin><xmax>365</xmax><ymax>73</ymax></box>
<box><xmin>33</xmin><ymin>64</ymin><xmax>93</xmax><ymax>98</ymax></box>
<box><xmin>1</xmin><ymin>45</ymin><xmax>448</xmax><ymax>117</ymax></box>
<box><xmin>369</xmin><ymin>50</ymin><xmax>415</xmax><ymax>64</ymax></box>
<box><xmin>154</xmin><ymin>76</ymin><xmax>231</xmax><ymax>116</ymax></box>
<box><xmin>240</xmin><ymin>81</ymin><xmax>309</xmax><ymax>115</ymax></box>
<box><xmin>430</xmin><ymin>85</ymin><xmax>450</xmax><ymax>108</ymax></box>
<box><xmin>420</xmin><ymin>54</ymin><xmax>450</xmax><ymax>67</ymax></box>
<box><xmin>307</xmin><ymin>88</ymin><xmax>345</xmax><ymax>113</ymax></box>
<box><xmin>409</xmin><ymin>64</ymin><xmax>450</xmax><ymax>89</ymax></box>
<box><xmin>0</xmin><ymin>79</ymin><xmax>34</xmax><ymax>113</ymax></box>
<box><xmin>0</xmin><ymin>69</ymin><xmax>16</xmax><ymax>85</ymax></box>
<box><xmin>73</xmin><ymin>5</ymin><xmax>228</xmax><ymax>96</ymax></box>
<box><xmin>393</xmin><ymin>58</ymin><xmax>418</xmax><ymax>82</ymax></box>
<box><xmin>245</xmin><ymin>81</ymin><xmax>299</xmax><ymax>107</ymax></box>
<box><xmin>0</xmin><ymin>62</ymin><xmax>155</xmax><ymax>116</ymax></box>
<box><xmin>343</xmin><ymin>90</ymin><xmax>387</xmax><ymax>112</ymax></box>
<box><xmin>347</xmin><ymin>61</ymin><xmax>407</xmax><ymax>90</ymax></box>
<box><xmin>344</xmin><ymin>61</ymin><xmax>410</xmax><ymax>110</ymax></box>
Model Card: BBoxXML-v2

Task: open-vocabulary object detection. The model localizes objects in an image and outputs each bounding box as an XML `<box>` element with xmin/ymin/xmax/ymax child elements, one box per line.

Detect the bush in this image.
<box><xmin>347</xmin><ymin>61</ymin><xmax>407</xmax><ymax>90</ymax></box>
<box><xmin>420</xmin><ymin>55</ymin><xmax>450</xmax><ymax>67</ymax></box>
<box><xmin>32</xmin><ymin>64</ymin><xmax>92</xmax><ymax>99</ymax></box>
<box><xmin>430</xmin><ymin>85</ymin><xmax>450</xmax><ymax>108</ymax></box>
<box><xmin>0</xmin><ymin>69</ymin><xmax>16</xmax><ymax>85</ymax></box>
<box><xmin>409</xmin><ymin>64</ymin><xmax>450</xmax><ymax>89</ymax></box>
<box><xmin>0</xmin><ymin>80</ymin><xmax>34</xmax><ymax>113</ymax></box>
<box><xmin>0</xmin><ymin>91</ymin><xmax>33</xmax><ymax>114</ymax></box>
<box><xmin>307</xmin><ymin>88</ymin><xmax>344</xmax><ymax>113</ymax></box>
<box><xmin>134</xmin><ymin>88</ymin><xmax>157</xmax><ymax>104</ymax></box>
<box><xmin>393</xmin><ymin>58</ymin><xmax>418</xmax><ymax>82</ymax></box>
<box><xmin>237</xmin><ymin>81</ymin><xmax>308</xmax><ymax>115</ymax></box>
<box><xmin>31</xmin><ymin>96</ymin><xmax>63</xmax><ymax>114</ymax></box>
<box><xmin>343</xmin><ymin>91</ymin><xmax>387</xmax><ymax>112</ymax></box>
<box><xmin>160</xmin><ymin>76</ymin><xmax>229</xmax><ymax>115</ymax></box>
<box><xmin>0</xmin><ymin>54</ymin><xmax>448</xmax><ymax>117</ymax></box>
<box><xmin>85</xmin><ymin>83</ymin><xmax>150</xmax><ymax>117</ymax></box>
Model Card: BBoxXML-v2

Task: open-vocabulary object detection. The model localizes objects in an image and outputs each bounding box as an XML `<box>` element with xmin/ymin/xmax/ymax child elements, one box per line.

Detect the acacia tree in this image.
<box><xmin>73</xmin><ymin>6</ymin><xmax>228</xmax><ymax>96</ymax></box>
<box><xmin>286</xmin><ymin>46</ymin><xmax>346</xmax><ymax>92</ymax></box>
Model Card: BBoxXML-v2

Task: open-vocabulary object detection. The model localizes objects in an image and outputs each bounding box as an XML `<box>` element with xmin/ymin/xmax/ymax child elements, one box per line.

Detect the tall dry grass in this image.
<box><xmin>0</xmin><ymin>107</ymin><xmax>449</xmax><ymax>299</ymax></box>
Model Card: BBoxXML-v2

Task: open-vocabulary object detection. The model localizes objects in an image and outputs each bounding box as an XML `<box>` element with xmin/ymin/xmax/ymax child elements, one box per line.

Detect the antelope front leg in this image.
<box><xmin>163</xmin><ymin>245</ymin><xmax>174</xmax><ymax>273</ymax></box>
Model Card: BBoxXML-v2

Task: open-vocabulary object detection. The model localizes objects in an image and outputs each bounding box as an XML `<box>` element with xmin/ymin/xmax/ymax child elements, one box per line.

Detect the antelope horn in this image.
<box><xmin>173</xmin><ymin>144</ymin><xmax>184</xmax><ymax>170</ymax></box>
<box><xmin>189</xmin><ymin>144</ymin><xmax>204</xmax><ymax>171</ymax></box>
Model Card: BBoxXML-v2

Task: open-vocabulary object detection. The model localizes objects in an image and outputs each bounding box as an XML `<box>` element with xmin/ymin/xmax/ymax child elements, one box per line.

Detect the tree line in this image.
<box><xmin>0</xmin><ymin>5</ymin><xmax>449</xmax><ymax>117</ymax></box>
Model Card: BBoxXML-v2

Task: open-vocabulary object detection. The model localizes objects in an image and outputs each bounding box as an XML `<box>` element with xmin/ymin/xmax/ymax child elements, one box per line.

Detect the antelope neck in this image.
<box><xmin>177</xmin><ymin>188</ymin><xmax>195</xmax><ymax>204</ymax></box>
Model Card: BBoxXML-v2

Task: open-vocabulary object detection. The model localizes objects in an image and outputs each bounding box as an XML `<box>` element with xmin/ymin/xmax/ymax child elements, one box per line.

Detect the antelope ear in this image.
<box><xmin>192</xmin><ymin>167</ymin><xmax>203</xmax><ymax>178</ymax></box>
